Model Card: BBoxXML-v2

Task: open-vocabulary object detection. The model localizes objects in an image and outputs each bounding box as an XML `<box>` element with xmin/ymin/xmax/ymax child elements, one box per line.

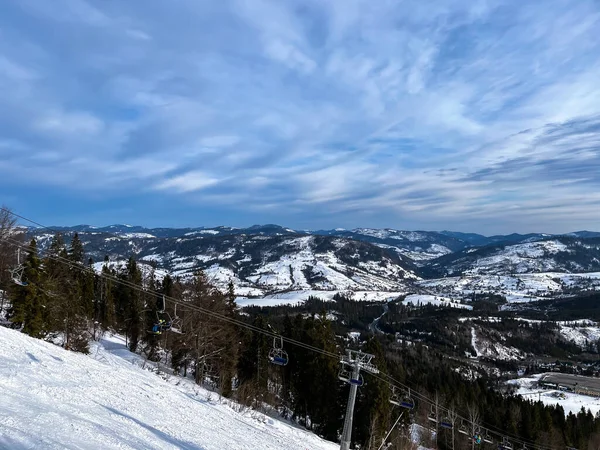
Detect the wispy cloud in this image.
<box><xmin>1</xmin><ymin>0</ymin><xmax>600</xmax><ymax>233</ymax></box>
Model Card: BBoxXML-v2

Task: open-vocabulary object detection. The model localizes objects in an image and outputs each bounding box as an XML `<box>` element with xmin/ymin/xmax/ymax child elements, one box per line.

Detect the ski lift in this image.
<box><xmin>167</xmin><ymin>302</ymin><xmax>183</xmax><ymax>334</ymax></box>
<box><xmin>338</xmin><ymin>365</ymin><xmax>351</xmax><ymax>383</ymax></box>
<box><xmin>149</xmin><ymin>295</ymin><xmax>172</xmax><ymax>335</ymax></box>
<box><xmin>458</xmin><ymin>421</ymin><xmax>470</xmax><ymax>436</ymax></box>
<box><xmin>9</xmin><ymin>248</ymin><xmax>27</xmax><ymax>287</ymax></box>
<box><xmin>338</xmin><ymin>365</ymin><xmax>364</xmax><ymax>386</ymax></box>
<box><xmin>482</xmin><ymin>431</ymin><xmax>494</xmax><ymax>444</ymax></box>
<box><xmin>349</xmin><ymin>374</ymin><xmax>364</xmax><ymax>386</ymax></box>
<box><xmin>399</xmin><ymin>389</ymin><xmax>415</xmax><ymax>410</ymax></box>
<box><xmin>440</xmin><ymin>416</ymin><xmax>453</xmax><ymax>429</ymax></box>
<box><xmin>389</xmin><ymin>386</ymin><xmax>400</xmax><ymax>406</ymax></box>
<box><xmin>268</xmin><ymin>336</ymin><xmax>289</xmax><ymax>366</ymax></box>
<box><xmin>427</xmin><ymin>406</ymin><xmax>437</xmax><ymax>423</ymax></box>
<box><xmin>498</xmin><ymin>437</ymin><xmax>513</xmax><ymax>450</ymax></box>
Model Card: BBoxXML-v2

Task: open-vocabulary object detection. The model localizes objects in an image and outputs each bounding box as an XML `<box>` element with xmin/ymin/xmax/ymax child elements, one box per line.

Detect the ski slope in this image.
<box><xmin>510</xmin><ymin>375</ymin><xmax>600</xmax><ymax>416</ymax></box>
<box><xmin>0</xmin><ymin>327</ymin><xmax>337</xmax><ymax>450</ymax></box>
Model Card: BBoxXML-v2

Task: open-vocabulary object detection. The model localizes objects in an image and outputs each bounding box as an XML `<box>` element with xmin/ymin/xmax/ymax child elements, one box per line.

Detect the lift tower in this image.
<box><xmin>339</xmin><ymin>350</ymin><xmax>379</xmax><ymax>450</ymax></box>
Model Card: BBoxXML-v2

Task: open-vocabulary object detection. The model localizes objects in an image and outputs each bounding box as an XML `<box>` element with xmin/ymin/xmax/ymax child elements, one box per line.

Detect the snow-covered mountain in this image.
<box><xmin>29</xmin><ymin>225</ymin><xmax>600</xmax><ymax>304</ymax></box>
<box><xmin>311</xmin><ymin>228</ymin><xmax>465</xmax><ymax>261</ymax></box>
<box><xmin>33</xmin><ymin>230</ymin><xmax>420</xmax><ymax>296</ymax></box>
<box><xmin>0</xmin><ymin>326</ymin><xmax>336</xmax><ymax>450</ymax></box>
<box><xmin>424</xmin><ymin>237</ymin><xmax>600</xmax><ymax>277</ymax></box>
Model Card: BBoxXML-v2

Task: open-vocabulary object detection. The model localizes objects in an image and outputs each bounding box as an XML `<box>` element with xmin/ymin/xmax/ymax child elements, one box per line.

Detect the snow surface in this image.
<box><xmin>419</xmin><ymin>272</ymin><xmax>600</xmax><ymax>304</ymax></box>
<box><xmin>236</xmin><ymin>290</ymin><xmax>404</xmax><ymax>307</ymax></box>
<box><xmin>469</xmin><ymin>326</ymin><xmax>524</xmax><ymax>361</ymax></box>
<box><xmin>462</xmin><ymin>240</ymin><xmax>571</xmax><ymax>275</ymax></box>
<box><xmin>510</xmin><ymin>375</ymin><xmax>600</xmax><ymax>416</ymax></box>
<box><xmin>403</xmin><ymin>294</ymin><xmax>472</xmax><ymax>310</ymax></box>
<box><xmin>119</xmin><ymin>233</ymin><xmax>157</xmax><ymax>239</ymax></box>
<box><xmin>0</xmin><ymin>327</ymin><xmax>336</xmax><ymax>450</ymax></box>
<box><xmin>559</xmin><ymin>324</ymin><xmax>600</xmax><ymax>349</ymax></box>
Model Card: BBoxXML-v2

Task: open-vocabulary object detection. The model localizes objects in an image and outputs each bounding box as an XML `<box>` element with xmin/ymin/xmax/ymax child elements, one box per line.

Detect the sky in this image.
<box><xmin>0</xmin><ymin>0</ymin><xmax>600</xmax><ymax>235</ymax></box>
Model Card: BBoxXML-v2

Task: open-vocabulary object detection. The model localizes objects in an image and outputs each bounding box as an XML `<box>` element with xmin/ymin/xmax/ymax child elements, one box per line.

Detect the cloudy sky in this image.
<box><xmin>1</xmin><ymin>0</ymin><xmax>599</xmax><ymax>234</ymax></box>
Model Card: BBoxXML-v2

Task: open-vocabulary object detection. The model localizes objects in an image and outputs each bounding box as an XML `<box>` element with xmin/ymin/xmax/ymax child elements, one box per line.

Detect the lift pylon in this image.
<box><xmin>339</xmin><ymin>350</ymin><xmax>379</xmax><ymax>450</ymax></box>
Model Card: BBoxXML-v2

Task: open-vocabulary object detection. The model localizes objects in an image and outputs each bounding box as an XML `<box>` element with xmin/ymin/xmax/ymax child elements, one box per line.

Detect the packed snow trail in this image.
<box><xmin>0</xmin><ymin>327</ymin><xmax>337</xmax><ymax>450</ymax></box>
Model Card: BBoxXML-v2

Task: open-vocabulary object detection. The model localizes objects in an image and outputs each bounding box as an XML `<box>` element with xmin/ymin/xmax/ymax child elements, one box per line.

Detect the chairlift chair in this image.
<box><xmin>149</xmin><ymin>295</ymin><xmax>172</xmax><ymax>335</ymax></box>
<box><xmin>349</xmin><ymin>374</ymin><xmax>364</xmax><ymax>386</ymax></box>
<box><xmin>440</xmin><ymin>417</ymin><xmax>453</xmax><ymax>430</ymax></box>
<box><xmin>9</xmin><ymin>248</ymin><xmax>27</xmax><ymax>287</ymax></box>
<box><xmin>400</xmin><ymin>389</ymin><xmax>415</xmax><ymax>409</ymax></box>
<box><xmin>389</xmin><ymin>386</ymin><xmax>400</xmax><ymax>406</ymax></box>
<box><xmin>338</xmin><ymin>365</ymin><xmax>363</xmax><ymax>386</ymax></box>
<box><xmin>169</xmin><ymin>303</ymin><xmax>183</xmax><ymax>333</ymax></box>
<box><xmin>268</xmin><ymin>336</ymin><xmax>289</xmax><ymax>366</ymax></box>
<box><xmin>458</xmin><ymin>421</ymin><xmax>470</xmax><ymax>436</ymax></box>
<box><xmin>338</xmin><ymin>365</ymin><xmax>351</xmax><ymax>383</ymax></box>
<box><xmin>482</xmin><ymin>432</ymin><xmax>494</xmax><ymax>445</ymax></box>
<box><xmin>498</xmin><ymin>437</ymin><xmax>513</xmax><ymax>450</ymax></box>
<box><xmin>427</xmin><ymin>406</ymin><xmax>438</xmax><ymax>423</ymax></box>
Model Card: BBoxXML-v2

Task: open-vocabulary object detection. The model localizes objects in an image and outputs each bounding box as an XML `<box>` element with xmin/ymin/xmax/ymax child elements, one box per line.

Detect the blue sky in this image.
<box><xmin>1</xmin><ymin>0</ymin><xmax>600</xmax><ymax>234</ymax></box>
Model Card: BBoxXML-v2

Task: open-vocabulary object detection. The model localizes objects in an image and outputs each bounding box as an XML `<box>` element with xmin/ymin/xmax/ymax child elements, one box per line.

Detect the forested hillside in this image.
<box><xmin>3</xmin><ymin>209</ymin><xmax>600</xmax><ymax>450</ymax></box>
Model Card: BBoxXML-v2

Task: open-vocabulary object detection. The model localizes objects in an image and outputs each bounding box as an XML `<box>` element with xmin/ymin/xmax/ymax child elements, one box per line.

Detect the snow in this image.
<box><xmin>403</xmin><ymin>294</ymin><xmax>472</xmax><ymax>310</ymax></box>
<box><xmin>510</xmin><ymin>375</ymin><xmax>600</xmax><ymax>416</ymax></box>
<box><xmin>199</xmin><ymin>229</ymin><xmax>220</xmax><ymax>235</ymax></box>
<box><xmin>471</xmin><ymin>327</ymin><xmax>480</xmax><ymax>357</ymax></box>
<box><xmin>458</xmin><ymin>241</ymin><xmax>572</xmax><ymax>275</ymax></box>
<box><xmin>469</xmin><ymin>326</ymin><xmax>524</xmax><ymax>361</ymax></box>
<box><xmin>418</xmin><ymin>272</ymin><xmax>600</xmax><ymax>304</ymax></box>
<box><xmin>559</xmin><ymin>324</ymin><xmax>600</xmax><ymax>349</ymax></box>
<box><xmin>235</xmin><ymin>290</ymin><xmax>404</xmax><ymax>307</ymax></box>
<box><xmin>0</xmin><ymin>327</ymin><xmax>337</xmax><ymax>450</ymax></box>
<box><xmin>119</xmin><ymin>233</ymin><xmax>156</xmax><ymax>239</ymax></box>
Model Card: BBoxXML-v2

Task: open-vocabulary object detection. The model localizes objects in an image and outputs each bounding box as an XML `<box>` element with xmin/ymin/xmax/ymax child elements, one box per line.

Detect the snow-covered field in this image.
<box><xmin>0</xmin><ymin>327</ymin><xmax>336</xmax><ymax>450</ymax></box>
<box><xmin>510</xmin><ymin>375</ymin><xmax>600</xmax><ymax>415</ymax></box>
<box><xmin>402</xmin><ymin>294</ymin><xmax>472</xmax><ymax>310</ymax></box>
<box><xmin>236</xmin><ymin>290</ymin><xmax>404</xmax><ymax>307</ymax></box>
<box><xmin>419</xmin><ymin>272</ymin><xmax>600</xmax><ymax>304</ymax></box>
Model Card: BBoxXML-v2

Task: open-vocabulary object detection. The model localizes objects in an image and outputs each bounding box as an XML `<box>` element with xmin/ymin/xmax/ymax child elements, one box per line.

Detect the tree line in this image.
<box><xmin>3</xmin><ymin>210</ymin><xmax>600</xmax><ymax>448</ymax></box>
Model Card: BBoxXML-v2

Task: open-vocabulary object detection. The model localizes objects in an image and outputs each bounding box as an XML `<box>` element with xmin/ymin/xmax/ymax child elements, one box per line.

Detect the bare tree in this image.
<box><xmin>0</xmin><ymin>206</ymin><xmax>23</xmax><ymax>316</ymax></box>
<box><xmin>467</xmin><ymin>403</ymin><xmax>481</xmax><ymax>450</ymax></box>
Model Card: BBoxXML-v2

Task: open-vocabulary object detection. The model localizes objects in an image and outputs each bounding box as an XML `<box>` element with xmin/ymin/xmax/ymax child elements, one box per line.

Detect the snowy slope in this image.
<box><xmin>469</xmin><ymin>326</ymin><xmax>525</xmax><ymax>361</ymax></box>
<box><xmin>403</xmin><ymin>294</ymin><xmax>472</xmax><ymax>310</ymax></box>
<box><xmin>510</xmin><ymin>375</ymin><xmax>600</xmax><ymax>416</ymax></box>
<box><xmin>427</xmin><ymin>238</ymin><xmax>600</xmax><ymax>277</ymax></box>
<box><xmin>83</xmin><ymin>234</ymin><xmax>419</xmax><ymax>297</ymax></box>
<box><xmin>0</xmin><ymin>327</ymin><xmax>336</xmax><ymax>450</ymax></box>
<box><xmin>418</xmin><ymin>272</ymin><xmax>600</xmax><ymax>304</ymax></box>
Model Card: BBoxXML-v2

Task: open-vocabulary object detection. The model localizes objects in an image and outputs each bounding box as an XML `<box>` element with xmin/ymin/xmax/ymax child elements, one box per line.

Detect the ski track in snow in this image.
<box><xmin>0</xmin><ymin>327</ymin><xmax>336</xmax><ymax>450</ymax></box>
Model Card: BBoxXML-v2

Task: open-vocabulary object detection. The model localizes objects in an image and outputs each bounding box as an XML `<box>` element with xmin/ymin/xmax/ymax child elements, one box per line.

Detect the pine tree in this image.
<box><xmin>124</xmin><ymin>256</ymin><xmax>143</xmax><ymax>352</ymax></box>
<box><xmin>99</xmin><ymin>257</ymin><xmax>116</xmax><ymax>330</ymax></box>
<box><xmin>220</xmin><ymin>280</ymin><xmax>239</xmax><ymax>398</ymax></box>
<box><xmin>10</xmin><ymin>239</ymin><xmax>46</xmax><ymax>337</ymax></box>
<box><xmin>68</xmin><ymin>233</ymin><xmax>84</xmax><ymax>264</ymax></box>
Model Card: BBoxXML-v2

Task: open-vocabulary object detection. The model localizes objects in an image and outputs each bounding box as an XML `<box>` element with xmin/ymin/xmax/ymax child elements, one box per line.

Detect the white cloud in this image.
<box><xmin>1</xmin><ymin>0</ymin><xmax>600</xmax><ymax>232</ymax></box>
<box><xmin>155</xmin><ymin>171</ymin><xmax>219</xmax><ymax>193</ymax></box>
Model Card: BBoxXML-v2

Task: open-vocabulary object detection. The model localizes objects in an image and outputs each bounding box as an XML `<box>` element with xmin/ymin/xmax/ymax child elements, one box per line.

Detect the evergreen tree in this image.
<box><xmin>9</xmin><ymin>239</ymin><xmax>45</xmax><ymax>337</ymax></box>
<box><xmin>220</xmin><ymin>280</ymin><xmax>239</xmax><ymax>398</ymax></box>
<box><xmin>68</xmin><ymin>233</ymin><xmax>84</xmax><ymax>264</ymax></box>
<box><xmin>124</xmin><ymin>256</ymin><xmax>143</xmax><ymax>352</ymax></box>
<box><xmin>99</xmin><ymin>257</ymin><xmax>116</xmax><ymax>330</ymax></box>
